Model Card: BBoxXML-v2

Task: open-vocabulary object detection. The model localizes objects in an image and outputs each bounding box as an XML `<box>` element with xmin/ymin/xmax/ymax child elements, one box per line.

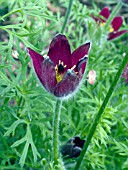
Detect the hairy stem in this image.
<box><xmin>53</xmin><ymin>99</ymin><xmax>62</xmax><ymax>165</ymax></box>
<box><xmin>75</xmin><ymin>54</ymin><xmax>128</xmax><ymax>170</ymax></box>
<box><xmin>61</xmin><ymin>0</ymin><xmax>74</xmax><ymax>34</ymax></box>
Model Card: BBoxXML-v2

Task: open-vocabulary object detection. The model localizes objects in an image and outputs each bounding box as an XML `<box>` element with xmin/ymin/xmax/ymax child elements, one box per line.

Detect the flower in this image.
<box><xmin>27</xmin><ymin>34</ymin><xmax>91</xmax><ymax>98</ymax></box>
<box><xmin>122</xmin><ymin>0</ymin><xmax>128</xmax><ymax>5</ymax></box>
<box><xmin>61</xmin><ymin>136</ymin><xmax>85</xmax><ymax>158</ymax></box>
<box><xmin>87</xmin><ymin>70</ymin><xmax>96</xmax><ymax>85</ymax></box>
<box><xmin>122</xmin><ymin>63</ymin><xmax>128</xmax><ymax>84</ymax></box>
<box><xmin>92</xmin><ymin>7</ymin><xmax>128</xmax><ymax>40</ymax></box>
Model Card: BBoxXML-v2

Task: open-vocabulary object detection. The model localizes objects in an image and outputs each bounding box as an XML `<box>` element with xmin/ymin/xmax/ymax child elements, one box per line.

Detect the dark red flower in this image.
<box><xmin>61</xmin><ymin>136</ymin><xmax>85</xmax><ymax>158</ymax></box>
<box><xmin>122</xmin><ymin>0</ymin><xmax>128</xmax><ymax>5</ymax></box>
<box><xmin>122</xmin><ymin>63</ymin><xmax>128</xmax><ymax>84</ymax></box>
<box><xmin>27</xmin><ymin>34</ymin><xmax>91</xmax><ymax>98</ymax></box>
<box><xmin>92</xmin><ymin>7</ymin><xmax>128</xmax><ymax>40</ymax></box>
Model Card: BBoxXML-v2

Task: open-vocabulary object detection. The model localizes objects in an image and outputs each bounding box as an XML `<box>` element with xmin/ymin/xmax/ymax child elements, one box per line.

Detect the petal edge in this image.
<box><xmin>99</xmin><ymin>7</ymin><xmax>110</xmax><ymax>19</ymax></box>
<box><xmin>54</xmin><ymin>70</ymin><xmax>79</xmax><ymax>97</ymax></box>
<box><xmin>71</xmin><ymin>42</ymin><xmax>91</xmax><ymax>68</ymax></box>
<box><xmin>108</xmin><ymin>30</ymin><xmax>128</xmax><ymax>40</ymax></box>
<box><xmin>27</xmin><ymin>48</ymin><xmax>44</xmax><ymax>80</ymax></box>
<box><xmin>48</xmin><ymin>34</ymin><xmax>71</xmax><ymax>69</ymax></box>
<box><xmin>40</xmin><ymin>58</ymin><xmax>57</xmax><ymax>93</ymax></box>
<box><xmin>111</xmin><ymin>16</ymin><xmax>123</xmax><ymax>31</ymax></box>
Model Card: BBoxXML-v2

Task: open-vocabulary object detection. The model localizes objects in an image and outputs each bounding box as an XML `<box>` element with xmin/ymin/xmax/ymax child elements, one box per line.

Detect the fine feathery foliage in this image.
<box><xmin>0</xmin><ymin>0</ymin><xmax>128</xmax><ymax>169</ymax></box>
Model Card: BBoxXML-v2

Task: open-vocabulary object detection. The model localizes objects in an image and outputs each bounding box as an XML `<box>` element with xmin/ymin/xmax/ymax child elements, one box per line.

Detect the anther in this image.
<box><xmin>109</xmin><ymin>27</ymin><xmax>114</xmax><ymax>33</ymax></box>
<box><xmin>55</xmin><ymin>60</ymin><xmax>66</xmax><ymax>82</ymax></box>
<box><xmin>71</xmin><ymin>65</ymin><xmax>76</xmax><ymax>70</ymax></box>
<box><xmin>55</xmin><ymin>65</ymin><xmax>58</xmax><ymax>70</ymax></box>
<box><xmin>100</xmin><ymin>22</ymin><xmax>105</xmax><ymax>27</ymax></box>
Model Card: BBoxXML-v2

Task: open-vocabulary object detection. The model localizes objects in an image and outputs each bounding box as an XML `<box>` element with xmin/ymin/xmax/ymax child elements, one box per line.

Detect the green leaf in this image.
<box><xmin>19</xmin><ymin>141</ymin><xmax>29</xmax><ymax>167</ymax></box>
<box><xmin>31</xmin><ymin>141</ymin><xmax>41</xmax><ymax>163</ymax></box>
<box><xmin>4</xmin><ymin>119</ymin><xmax>26</xmax><ymax>136</ymax></box>
<box><xmin>11</xmin><ymin>136</ymin><xmax>26</xmax><ymax>148</ymax></box>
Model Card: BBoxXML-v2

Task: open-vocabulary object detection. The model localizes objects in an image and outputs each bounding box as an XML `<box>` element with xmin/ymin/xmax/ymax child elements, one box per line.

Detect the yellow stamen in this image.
<box><xmin>55</xmin><ymin>61</ymin><xmax>77</xmax><ymax>82</ymax></box>
<box><xmin>55</xmin><ymin>65</ymin><xmax>58</xmax><ymax>70</ymax></box>
<box><xmin>109</xmin><ymin>27</ymin><xmax>114</xmax><ymax>33</ymax></box>
<box><xmin>56</xmin><ymin>71</ymin><xmax>63</xmax><ymax>82</ymax></box>
<box><xmin>55</xmin><ymin>60</ymin><xmax>66</xmax><ymax>83</ymax></box>
<box><xmin>100</xmin><ymin>22</ymin><xmax>114</xmax><ymax>33</ymax></box>
<box><xmin>100</xmin><ymin>22</ymin><xmax>105</xmax><ymax>27</ymax></box>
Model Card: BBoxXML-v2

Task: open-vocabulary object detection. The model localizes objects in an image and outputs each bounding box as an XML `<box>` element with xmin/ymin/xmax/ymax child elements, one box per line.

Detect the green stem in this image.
<box><xmin>53</xmin><ymin>99</ymin><xmax>62</xmax><ymax>165</ymax></box>
<box><xmin>75</xmin><ymin>54</ymin><xmax>128</xmax><ymax>170</ymax></box>
<box><xmin>61</xmin><ymin>0</ymin><xmax>74</xmax><ymax>34</ymax></box>
<box><xmin>105</xmin><ymin>1</ymin><xmax>122</xmax><ymax>30</ymax></box>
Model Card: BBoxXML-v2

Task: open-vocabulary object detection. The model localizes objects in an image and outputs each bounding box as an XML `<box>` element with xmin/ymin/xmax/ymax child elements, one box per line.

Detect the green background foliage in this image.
<box><xmin>0</xmin><ymin>0</ymin><xmax>128</xmax><ymax>169</ymax></box>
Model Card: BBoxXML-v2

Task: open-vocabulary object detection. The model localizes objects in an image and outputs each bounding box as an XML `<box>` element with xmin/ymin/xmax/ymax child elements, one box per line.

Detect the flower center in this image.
<box><xmin>100</xmin><ymin>22</ymin><xmax>105</xmax><ymax>27</ymax></box>
<box><xmin>55</xmin><ymin>60</ymin><xmax>77</xmax><ymax>83</ymax></box>
<box><xmin>55</xmin><ymin>60</ymin><xmax>66</xmax><ymax>82</ymax></box>
<box><xmin>108</xmin><ymin>26</ymin><xmax>114</xmax><ymax>33</ymax></box>
<box><xmin>58</xmin><ymin>63</ymin><xmax>65</xmax><ymax>73</ymax></box>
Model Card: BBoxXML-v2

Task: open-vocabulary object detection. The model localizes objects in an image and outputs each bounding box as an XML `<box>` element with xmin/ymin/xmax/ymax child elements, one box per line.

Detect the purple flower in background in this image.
<box><xmin>28</xmin><ymin>34</ymin><xmax>91</xmax><ymax>98</ymax></box>
<box><xmin>61</xmin><ymin>136</ymin><xmax>85</xmax><ymax>158</ymax></box>
<box><xmin>122</xmin><ymin>0</ymin><xmax>128</xmax><ymax>5</ymax></box>
<box><xmin>122</xmin><ymin>63</ymin><xmax>128</xmax><ymax>84</ymax></box>
<box><xmin>92</xmin><ymin>7</ymin><xmax>128</xmax><ymax>40</ymax></box>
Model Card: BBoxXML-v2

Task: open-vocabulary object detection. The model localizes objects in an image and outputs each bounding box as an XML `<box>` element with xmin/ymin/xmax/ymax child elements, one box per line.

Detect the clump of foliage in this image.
<box><xmin>0</xmin><ymin>0</ymin><xmax>128</xmax><ymax>170</ymax></box>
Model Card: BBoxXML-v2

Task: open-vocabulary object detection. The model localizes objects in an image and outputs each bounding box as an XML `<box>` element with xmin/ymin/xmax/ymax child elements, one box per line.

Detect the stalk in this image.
<box><xmin>75</xmin><ymin>53</ymin><xmax>128</xmax><ymax>170</ymax></box>
<box><xmin>53</xmin><ymin>0</ymin><xmax>74</xmax><ymax>167</ymax></box>
<box><xmin>61</xmin><ymin>0</ymin><xmax>74</xmax><ymax>34</ymax></box>
<box><xmin>53</xmin><ymin>99</ymin><xmax>62</xmax><ymax>165</ymax></box>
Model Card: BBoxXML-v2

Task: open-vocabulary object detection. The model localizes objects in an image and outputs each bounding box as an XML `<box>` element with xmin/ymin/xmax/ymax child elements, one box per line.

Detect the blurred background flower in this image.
<box><xmin>61</xmin><ymin>136</ymin><xmax>85</xmax><ymax>158</ymax></box>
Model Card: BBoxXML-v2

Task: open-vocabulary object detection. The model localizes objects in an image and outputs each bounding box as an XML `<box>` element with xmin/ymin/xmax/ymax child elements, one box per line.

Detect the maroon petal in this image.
<box><xmin>71</xmin><ymin>42</ymin><xmax>91</xmax><ymax>68</ymax></box>
<box><xmin>28</xmin><ymin>48</ymin><xmax>57</xmax><ymax>93</ymax></box>
<box><xmin>48</xmin><ymin>34</ymin><xmax>71</xmax><ymax>69</ymax></box>
<box><xmin>54</xmin><ymin>70</ymin><xmax>79</xmax><ymax>97</ymax></box>
<box><xmin>99</xmin><ymin>7</ymin><xmax>110</xmax><ymax>19</ymax></box>
<box><xmin>111</xmin><ymin>16</ymin><xmax>123</xmax><ymax>31</ymax></box>
<box><xmin>73</xmin><ymin>137</ymin><xmax>85</xmax><ymax>148</ymax></box>
<box><xmin>76</xmin><ymin>56</ymin><xmax>88</xmax><ymax>77</ymax></box>
<box><xmin>108</xmin><ymin>30</ymin><xmax>128</xmax><ymax>40</ymax></box>
<box><xmin>39</xmin><ymin>58</ymin><xmax>57</xmax><ymax>93</ymax></box>
<box><xmin>92</xmin><ymin>7</ymin><xmax>110</xmax><ymax>23</ymax></box>
<box><xmin>27</xmin><ymin>48</ymin><xmax>44</xmax><ymax>79</ymax></box>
